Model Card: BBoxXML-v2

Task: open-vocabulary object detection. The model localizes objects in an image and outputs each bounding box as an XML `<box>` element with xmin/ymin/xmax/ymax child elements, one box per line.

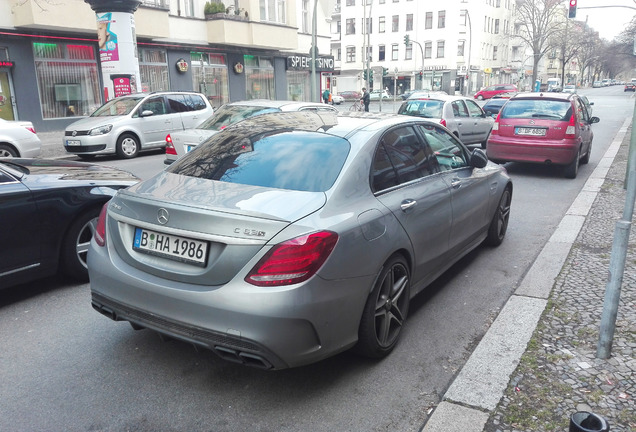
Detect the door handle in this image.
<box><xmin>400</xmin><ymin>199</ymin><xmax>417</xmax><ymax>211</ymax></box>
<box><xmin>451</xmin><ymin>178</ymin><xmax>462</xmax><ymax>189</ymax></box>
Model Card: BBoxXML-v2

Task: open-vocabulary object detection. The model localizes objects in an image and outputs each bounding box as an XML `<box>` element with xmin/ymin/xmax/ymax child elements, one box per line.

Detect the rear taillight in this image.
<box><xmin>165</xmin><ymin>134</ymin><xmax>176</xmax><ymax>156</ymax></box>
<box><xmin>25</xmin><ymin>126</ymin><xmax>36</xmax><ymax>134</ymax></box>
<box><xmin>491</xmin><ymin>112</ymin><xmax>501</xmax><ymax>135</ymax></box>
<box><xmin>245</xmin><ymin>231</ymin><xmax>338</xmax><ymax>287</ymax></box>
<box><xmin>94</xmin><ymin>203</ymin><xmax>108</xmax><ymax>247</ymax></box>
<box><xmin>565</xmin><ymin>114</ymin><xmax>576</xmax><ymax>138</ymax></box>
<box><xmin>439</xmin><ymin>118</ymin><xmax>447</xmax><ymax>127</ymax></box>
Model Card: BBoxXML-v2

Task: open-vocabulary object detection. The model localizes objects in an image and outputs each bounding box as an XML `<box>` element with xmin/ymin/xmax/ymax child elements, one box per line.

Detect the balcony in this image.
<box><xmin>205</xmin><ymin>17</ymin><xmax>297</xmax><ymax>50</ymax></box>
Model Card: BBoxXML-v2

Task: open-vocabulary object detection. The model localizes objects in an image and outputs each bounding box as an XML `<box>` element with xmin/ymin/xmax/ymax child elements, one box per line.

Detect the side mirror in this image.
<box><xmin>590</xmin><ymin>116</ymin><xmax>600</xmax><ymax>124</ymax></box>
<box><xmin>140</xmin><ymin>110</ymin><xmax>154</xmax><ymax>117</ymax></box>
<box><xmin>470</xmin><ymin>148</ymin><xmax>489</xmax><ymax>169</ymax></box>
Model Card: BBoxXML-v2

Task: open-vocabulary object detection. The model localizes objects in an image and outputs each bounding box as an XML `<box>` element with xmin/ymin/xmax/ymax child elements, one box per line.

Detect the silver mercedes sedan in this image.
<box><xmin>89</xmin><ymin>111</ymin><xmax>512</xmax><ymax>370</ymax></box>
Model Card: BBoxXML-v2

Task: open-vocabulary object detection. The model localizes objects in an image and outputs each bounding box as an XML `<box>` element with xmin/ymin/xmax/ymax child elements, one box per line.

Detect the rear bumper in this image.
<box><xmin>88</xmin><ymin>241</ymin><xmax>373</xmax><ymax>369</ymax></box>
<box><xmin>487</xmin><ymin>136</ymin><xmax>579</xmax><ymax>165</ymax></box>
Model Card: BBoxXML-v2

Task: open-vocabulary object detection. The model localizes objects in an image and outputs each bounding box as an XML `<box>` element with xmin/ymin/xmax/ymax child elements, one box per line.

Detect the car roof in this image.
<box><xmin>509</xmin><ymin>92</ymin><xmax>576</xmax><ymax>101</ymax></box>
<box><xmin>224</xmin><ymin>99</ymin><xmax>333</xmax><ymax>110</ymax></box>
<box><xmin>406</xmin><ymin>92</ymin><xmax>464</xmax><ymax>101</ymax></box>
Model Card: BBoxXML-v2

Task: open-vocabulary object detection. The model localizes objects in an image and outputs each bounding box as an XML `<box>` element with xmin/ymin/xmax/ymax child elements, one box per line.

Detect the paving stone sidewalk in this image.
<box><xmin>483</xmin><ymin>136</ymin><xmax>636</xmax><ymax>431</ymax></box>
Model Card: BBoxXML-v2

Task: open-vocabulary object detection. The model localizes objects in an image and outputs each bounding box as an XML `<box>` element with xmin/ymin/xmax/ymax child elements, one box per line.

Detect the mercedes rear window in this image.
<box><xmin>500</xmin><ymin>99</ymin><xmax>572</xmax><ymax>121</ymax></box>
<box><xmin>169</xmin><ymin>130</ymin><xmax>350</xmax><ymax>192</ymax></box>
<box><xmin>197</xmin><ymin>105</ymin><xmax>282</xmax><ymax>131</ymax></box>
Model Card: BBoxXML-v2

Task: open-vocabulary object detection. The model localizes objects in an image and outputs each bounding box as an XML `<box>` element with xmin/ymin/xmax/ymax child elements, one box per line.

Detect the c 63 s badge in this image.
<box><xmin>235</xmin><ymin>228</ymin><xmax>266</xmax><ymax>237</ymax></box>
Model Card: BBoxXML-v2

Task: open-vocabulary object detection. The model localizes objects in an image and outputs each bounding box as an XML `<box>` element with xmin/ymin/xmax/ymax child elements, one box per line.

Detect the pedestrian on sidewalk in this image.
<box><xmin>322</xmin><ymin>88</ymin><xmax>330</xmax><ymax>104</ymax></box>
<box><xmin>360</xmin><ymin>87</ymin><xmax>370</xmax><ymax>112</ymax></box>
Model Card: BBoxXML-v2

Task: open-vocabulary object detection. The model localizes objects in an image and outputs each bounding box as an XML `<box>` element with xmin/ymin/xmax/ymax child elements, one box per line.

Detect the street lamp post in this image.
<box><xmin>462</xmin><ymin>9</ymin><xmax>472</xmax><ymax>97</ymax></box>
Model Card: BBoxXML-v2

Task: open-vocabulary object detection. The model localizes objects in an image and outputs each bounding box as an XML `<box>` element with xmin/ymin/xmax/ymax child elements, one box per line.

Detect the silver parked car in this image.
<box><xmin>398</xmin><ymin>93</ymin><xmax>494</xmax><ymax>148</ymax></box>
<box><xmin>89</xmin><ymin>111</ymin><xmax>512</xmax><ymax>369</ymax></box>
<box><xmin>164</xmin><ymin>100</ymin><xmax>338</xmax><ymax>164</ymax></box>
<box><xmin>0</xmin><ymin>119</ymin><xmax>41</xmax><ymax>158</ymax></box>
<box><xmin>63</xmin><ymin>91</ymin><xmax>213</xmax><ymax>159</ymax></box>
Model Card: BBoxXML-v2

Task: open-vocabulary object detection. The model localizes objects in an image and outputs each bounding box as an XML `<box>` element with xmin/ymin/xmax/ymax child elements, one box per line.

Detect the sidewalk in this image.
<box><xmin>423</xmin><ymin>119</ymin><xmax>635</xmax><ymax>431</ymax></box>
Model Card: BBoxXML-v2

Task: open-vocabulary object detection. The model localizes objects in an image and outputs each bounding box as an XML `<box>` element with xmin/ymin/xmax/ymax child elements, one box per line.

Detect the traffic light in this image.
<box><xmin>568</xmin><ymin>0</ymin><xmax>576</xmax><ymax>18</ymax></box>
<box><xmin>418</xmin><ymin>71</ymin><xmax>423</xmax><ymax>81</ymax></box>
<box><xmin>382</xmin><ymin>67</ymin><xmax>388</xmax><ymax>77</ymax></box>
<box><xmin>404</xmin><ymin>34</ymin><xmax>410</xmax><ymax>45</ymax></box>
<box><xmin>363</xmin><ymin>69</ymin><xmax>374</xmax><ymax>86</ymax></box>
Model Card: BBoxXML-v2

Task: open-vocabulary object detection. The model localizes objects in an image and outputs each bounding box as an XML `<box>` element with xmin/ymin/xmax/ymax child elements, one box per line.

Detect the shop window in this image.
<box><xmin>139</xmin><ymin>48</ymin><xmax>169</xmax><ymax>92</ymax></box>
<box><xmin>287</xmin><ymin>70</ymin><xmax>310</xmax><ymax>101</ymax></box>
<box><xmin>191</xmin><ymin>52</ymin><xmax>229</xmax><ymax>108</ymax></box>
<box><xmin>33</xmin><ymin>42</ymin><xmax>101</xmax><ymax>118</ymax></box>
<box><xmin>244</xmin><ymin>56</ymin><xmax>275</xmax><ymax>100</ymax></box>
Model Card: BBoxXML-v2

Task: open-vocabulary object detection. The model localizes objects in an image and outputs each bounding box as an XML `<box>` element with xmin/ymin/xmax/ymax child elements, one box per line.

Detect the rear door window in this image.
<box><xmin>166</xmin><ymin>94</ymin><xmax>188</xmax><ymax>113</ymax></box>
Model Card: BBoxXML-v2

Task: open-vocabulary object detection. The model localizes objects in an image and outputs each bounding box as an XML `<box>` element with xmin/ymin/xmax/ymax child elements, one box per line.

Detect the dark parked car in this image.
<box><xmin>0</xmin><ymin>159</ymin><xmax>139</xmax><ymax>289</ymax></box>
<box><xmin>481</xmin><ymin>93</ymin><xmax>516</xmax><ymax>118</ymax></box>
<box><xmin>89</xmin><ymin>111</ymin><xmax>512</xmax><ymax>370</ymax></box>
<box><xmin>487</xmin><ymin>92</ymin><xmax>600</xmax><ymax>178</ymax></box>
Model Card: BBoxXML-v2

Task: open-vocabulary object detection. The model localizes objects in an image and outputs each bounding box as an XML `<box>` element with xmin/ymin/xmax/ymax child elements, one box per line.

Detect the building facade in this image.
<box><xmin>328</xmin><ymin>0</ymin><xmax>518</xmax><ymax>97</ymax></box>
<box><xmin>0</xmin><ymin>0</ymin><xmax>335</xmax><ymax>131</ymax></box>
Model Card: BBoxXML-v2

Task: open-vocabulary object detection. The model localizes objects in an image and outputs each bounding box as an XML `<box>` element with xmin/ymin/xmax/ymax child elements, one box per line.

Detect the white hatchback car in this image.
<box><xmin>63</xmin><ymin>91</ymin><xmax>213</xmax><ymax>159</ymax></box>
<box><xmin>164</xmin><ymin>100</ymin><xmax>338</xmax><ymax>164</ymax></box>
<box><xmin>0</xmin><ymin>119</ymin><xmax>41</xmax><ymax>158</ymax></box>
<box><xmin>369</xmin><ymin>89</ymin><xmax>390</xmax><ymax>100</ymax></box>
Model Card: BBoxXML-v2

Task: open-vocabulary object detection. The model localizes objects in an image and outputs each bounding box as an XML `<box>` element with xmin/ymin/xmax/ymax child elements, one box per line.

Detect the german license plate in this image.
<box><xmin>133</xmin><ymin>227</ymin><xmax>208</xmax><ymax>266</ymax></box>
<box><xmin>516</xmin><ymin>127</ymin><xmax>546</xmax><ymax>136</ymax></box>
<box><xmin>66</xmin><ymin>140</ymin><xmax>81</xmax><ymax>146</ymax></box>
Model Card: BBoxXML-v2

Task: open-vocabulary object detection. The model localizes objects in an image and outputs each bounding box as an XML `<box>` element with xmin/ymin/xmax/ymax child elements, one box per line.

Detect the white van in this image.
<box><xmin>63</xmin><ymin>91</ymin><xmax>213</xmax><ymax>159</ymax></box>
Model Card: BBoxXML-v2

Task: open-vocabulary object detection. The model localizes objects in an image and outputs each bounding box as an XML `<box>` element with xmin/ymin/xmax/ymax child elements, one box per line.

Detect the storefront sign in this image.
<box><xmin>176</xmin><ymin>58</ymin><xmax>189</xmax><ymax>73</ymax></box>
<box><xmin>0</xmin><ymin>60</ymin><xmax>15</xmax><ymax>68</ymax></box>
<box><xmin>286</xmin><ymin>55</ymin><xmax>335</xmax><ymax>72</ymax></box>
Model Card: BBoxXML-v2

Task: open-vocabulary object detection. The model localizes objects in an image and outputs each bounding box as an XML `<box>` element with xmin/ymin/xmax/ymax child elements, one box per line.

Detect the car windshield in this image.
<box><xmin>169</xmin><ymin>130</ymin><xmax>350</xmax><ymax>192</ymax></box>
<box><xmin>197</xmin><ymin>105</ymin><xmax>282</xmax><ymax>131</ymax></box>
<box><xmin>500</xmin><ymin>99</ymin><xmax>572</xmax><ymax>121</ymax></box>
<box><xmin>398</xmin><ymin>100</ymin><xmax>444</xmax><ymax>118</ymax></box>
<box><xmin>91</xmin><ymin>96</ymin><xmax>144</xmax><ymax>117</ymax></box>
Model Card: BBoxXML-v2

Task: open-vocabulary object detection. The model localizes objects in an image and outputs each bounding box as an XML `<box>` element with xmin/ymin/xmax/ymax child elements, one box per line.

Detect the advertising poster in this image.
<box><xmin>95</xmin><ymin>11</ymin><xmax>141</xmax><ymax>100</ymax></box>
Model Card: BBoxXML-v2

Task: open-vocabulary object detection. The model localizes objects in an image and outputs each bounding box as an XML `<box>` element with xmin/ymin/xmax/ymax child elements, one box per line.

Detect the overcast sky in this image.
<box><xmin>576</xmin><ymin>0</ymin><xmax>635</xmax><ymax>40</ymax></box>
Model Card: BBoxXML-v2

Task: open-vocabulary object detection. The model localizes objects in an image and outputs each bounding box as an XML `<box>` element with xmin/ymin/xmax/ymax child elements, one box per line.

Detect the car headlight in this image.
<box><xmin>89</xmin><ymin>124</ymin><xmax>113</xmax><ymax>136</ymax></box>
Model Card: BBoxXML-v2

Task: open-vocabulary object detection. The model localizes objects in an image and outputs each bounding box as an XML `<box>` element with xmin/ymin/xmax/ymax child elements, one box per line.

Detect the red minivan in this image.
<box><xmin>486</xmin><ymin>92</ymin><xmax>600</xmax><ymax>179</ymax></box>
<box><xmin>474</xmin><ymin>84</ymin><xmax>518</xmax><ymax>100</ymax></box>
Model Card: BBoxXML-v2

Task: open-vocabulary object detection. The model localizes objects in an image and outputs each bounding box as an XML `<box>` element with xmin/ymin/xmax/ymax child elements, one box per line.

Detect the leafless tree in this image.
<box><xmin>512</xmin><ymin>0</ymin><xmax>565</xmax><ymax>85</ymax></box>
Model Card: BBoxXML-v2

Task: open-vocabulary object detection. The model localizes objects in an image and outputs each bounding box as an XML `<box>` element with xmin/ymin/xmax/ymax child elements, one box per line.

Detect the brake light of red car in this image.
<box><xmin>245</xmin><ymin>231</ymin><xmax>339</xmax><ymax>287</ymax></box>
<box><xmin>491</xmin><ymin>113</ymin><xmax>501</xmax><ymax>135</ymax></box>
<box><xmin>439</xmin><ymin>119</ymin><xmax>447</xmax><ymax>127</ymax></box>
<box><xmin>165</xmin><ymin>134</ymin><xmax>176</xmax><ymax>156</ymax></box>
<box><xmin>94</xmin><ymin>202</ymin><xmax>108</xmax><ymax>247</ymax></box>
<box><xmin>565</xmin><ymin>113</ymin><xmax>576</xmax><ymax>138</ymax></box>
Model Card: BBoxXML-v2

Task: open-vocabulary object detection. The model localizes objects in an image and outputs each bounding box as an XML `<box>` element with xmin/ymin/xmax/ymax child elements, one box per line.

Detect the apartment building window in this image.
<box><xmin>183</xmin><ymin>0</ymin><xmax>195</xmax><ymax>17</ymax></box>
<box><xmin>346</xmin><ymin>46</ymin><xmax>356</xmax><ymax>62</ymax></box>
<box><xmin>260</xmin><ymin>0</ymin><xmax>286</xmax><ymax>24</ymax></box>
<box><xmin>379</xmin><ymin>0</ymin><xmax>385</xmax><ymax>3</ymax></box>
<box><xmin>140</xmin><ymin>0</ymin><xmax>169</xmax><ymax>8</ymax></box>
<box><xmin>191</xmin><ymin>52</ymin><xmax>229</xmax><ymax>107</ymax></box>
<box><xmin>301</xmin><ymin>0</ymin><xmax>309</xmax><ymax>33</ymax></box>
<box><xmin>336</xmin><ymin>20</ymin><xmax>341</xmax><ymax>34</ymax></box>
<box><xmin>438</xmin><ymin>11</ymin><xmax>445</xmax><ymax>29</ymax></box>
<box><xmin>457</xmin><ymin>40</ymin><xmax>465</xmax><ymax>57</ymax></box>
<box><xmin>33</xmin><ymin>42</ymin><xmax>100</xmax><ymax>119</ymax></box>
<box><xmin>363</xmin><ymin>46</ymin><xmax>373</xmax><ymax>62</ymax></box>
<box><xmin>424</xmin><ymin>41</ymin><xmax>432</xmax><ymax>59</ymax></box>
<box><xmin>379</xmin><ymin>45</ymin><xmax>386</xmax><ymax>61</ymax></box>
<box><xmin>496</xmin><ymin>0</ymin><xmax>500</xmax><ymax>6</ymax></box>
<box><xmin>405</xmin><ymin>42</ymin><xmax>412</xmax><ymax>60</ymax></box>
<box><xmin>346</xmin><ymin>0</ymin><xmax>354</xmax><ymax>5</ymax></box>
<box><xmin>406</xmin><ymin>14</ymin><xmax>413</xmax><ymax>31</ymax></box>
<box><xmin>364</xmin><ymin>17</ymin><xmax>372</xmax><ymax>34</ymax></box>
<box><xmin>425</xmin><ymin>12</ymin><xmax>432</xmax><ymax>29</ymax></box>
<box><xmin>494</xmin><ymin>19</ymin><xmax>500</xmax><ymax>34</ymax></box>
<box><xmin>336</xmin><ymin>48</ymin><xmax>342</xmax><ymax>61</ymax></box>
<box><xmin>436</xmin><ymin>41</ymin><xmax>445</xmax><ymax>58</ymax></box>
<box><xmin>379</xmin><ymin>16</ymin><xmax>385</xmax><ymax>33</ymax></box>
<box><xmin>139</xmin><ymin>48</ymin><xmax>169</xmax><ymax>93</ymax></box>
<box><xmin>493</xmin><ymin>46</ymin><xmax>498</xmax><ymax>60</ymax></box>
<box><xmin>392</xmin><ymin>15</ymin><xmax>399</xmax><ymax>32</ymax></box>
<box><xmin>346</xmin><ymin>18</ymin><xmax>356</xmax><ymax>34</ymax></box>
<box><xmin>245</xmin><ymin>56</ymin><xmax>274</xmax><ymax>100</ymax></box>
<box><xmin>391</xmin><ymin>44</ymin><xmax>399</xmax><ymax>60</ymax></box>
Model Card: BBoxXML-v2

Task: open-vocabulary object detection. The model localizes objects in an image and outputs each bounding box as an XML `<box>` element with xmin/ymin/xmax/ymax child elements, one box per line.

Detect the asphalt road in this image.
<box><xmin>1</xmin><ymin>87</ymin><xmax>632</xmax><ymax>432</ymax></box>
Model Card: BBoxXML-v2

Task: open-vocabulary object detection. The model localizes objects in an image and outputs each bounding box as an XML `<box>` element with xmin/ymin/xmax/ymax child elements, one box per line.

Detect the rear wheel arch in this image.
<box><xmin>0</xmin><ymin>142</ymin><xmax>19</xmax><ymax>157</ymax></box>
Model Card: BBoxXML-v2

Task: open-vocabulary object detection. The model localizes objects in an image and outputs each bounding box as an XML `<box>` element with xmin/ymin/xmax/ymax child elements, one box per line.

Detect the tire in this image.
<box><xmin>60</xmin><ymin>208</ymin><xmax>100</xmax><ymax>281</ymax></box>
<box><xmin>0</xmin><ymin>143</ymin><xmax>18</xmax><ymax>157</ymax></box>
<box><xmin>485</xmin><ymin>186</ymin><xmax>512</xmax><ymax>247</ymax></box>
<box><xmin>116</xmin><ymin>133</ymin><xmax>140</xmax><ymax>159</ymax></box>
<box><xmin>477</xmin><ymin>95</ymin><xmax>484</xmax><ymax>100</ymax></box>
<box><xmin>564</xmin><ymin>147</ymin><xmax>580</xmax><ymax>179</ymax></box>
<box><xmin>356</xmin><ymin>255</ymin><xmax>410</xmax><ymax>358</ymax></box>
<box><xmin>580</xmin><ymin>140</ymin><xmax>592</xmax><ymax>165</ymax></box>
